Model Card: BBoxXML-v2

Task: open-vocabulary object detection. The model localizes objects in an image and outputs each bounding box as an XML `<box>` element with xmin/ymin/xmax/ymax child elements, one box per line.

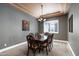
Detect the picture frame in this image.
<box><xmin>22</xmin><ymin>20</ymin><xmax>30</xmax><ymax>31</ymax></box>
<box><xmin>69</xmin><ymin>14</ymin><xmax>73</xmax><ymax>32</ymax></box>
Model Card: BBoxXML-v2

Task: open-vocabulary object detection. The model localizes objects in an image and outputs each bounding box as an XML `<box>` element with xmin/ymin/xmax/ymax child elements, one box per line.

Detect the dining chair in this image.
<box><xmin>40</xmin><ymin>36</ymin><xmax>49</xmax><ymax>55</ymax></box>
<box><xmin>48</xmin><ymin>34</ymin><xmax>54</xmax><ymax>51</ymax></box>
<box><xmin>26</xmin><ymin>35</ymin><xmax>40</xmax><ymax>56</ymax></box>
<box><xmin>40</xmin><ymin>33</ymin><xmax>54</xmax><ymax>55</ymax></box>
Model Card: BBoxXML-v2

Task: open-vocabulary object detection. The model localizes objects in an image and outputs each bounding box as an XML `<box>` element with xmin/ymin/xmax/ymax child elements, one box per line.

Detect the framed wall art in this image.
<box><xmin>69</xmin><ymin>14</ymin><xmax>73</xmax><ymax>32</ymax></box>
<box><xmin>22</xmin><ymin>20</ymin><xmax>30</xmax><ymax>31</ymax></box>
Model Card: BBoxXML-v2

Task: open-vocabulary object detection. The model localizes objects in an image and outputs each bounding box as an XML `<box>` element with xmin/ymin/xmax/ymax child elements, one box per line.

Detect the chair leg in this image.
<box><xmin>51</xmin><ymin>43</ymin><xmax>53</xmax><ymax>48</ymax></box>
<box><xmin>41</xmin><ymin>46</ymin><xmax>44</xmax><ymax>51</ymax></box>
<box><xmin>48</xmin><ymin>44</ymin><xmax>51</xmax><ymax>52</ymax></box>
<box><xmin>39</xmin><ymin>49</ymin><xmax>40</xmax><ymax>53</ymax></box>
<box><xmin>50</xmin><ymin>43</ymin><xmax>53</xmax><ymax>49</ymax></box>
<box><xmin>27</xmin><ymin>48</ymin><xmax>29</xmax><ymax>56</ymax></box>
<box><xmin>46</xmin><ymin>47</ymin><xmax>48</xmax><ymax>55</ymax></box>
<box><xmin>33</xmin><ymin>52</ymin><xmax>35</xmax><ymax>56</ymax></box>
<box><xmin>33</xmin><ymin>50</ymin><xmax>36</xmax><ymax>56</ymax></box>
<box><xmin>49</xmin><ymin>43</ymin><xmax>53</xmax><ymax>52</ymax></box>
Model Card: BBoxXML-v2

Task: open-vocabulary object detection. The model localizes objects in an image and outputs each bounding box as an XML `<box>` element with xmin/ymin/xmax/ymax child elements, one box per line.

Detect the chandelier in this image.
<box><xmin>38</xmin><ymin>4</ymin><xmax>46</xmax><ymax>22</ymax></box>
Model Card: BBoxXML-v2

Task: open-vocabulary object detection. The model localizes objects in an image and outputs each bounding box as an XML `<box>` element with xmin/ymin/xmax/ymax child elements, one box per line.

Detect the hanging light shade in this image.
<box><xmin>38</xmin><ymin>4</ymin><xmax>46</xmax><ymax>22</ymax></box>
<box><xmin>38</xmin><ymin>16</ymin><xmax>46</xmax><ymax>21</ymax></box>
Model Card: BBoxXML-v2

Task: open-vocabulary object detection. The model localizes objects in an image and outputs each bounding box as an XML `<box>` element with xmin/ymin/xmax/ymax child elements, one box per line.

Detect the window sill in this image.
<box><xmin>49</xmin><ymin>32</ymin><xmax>59</xmax><ymax>34</ymax></box>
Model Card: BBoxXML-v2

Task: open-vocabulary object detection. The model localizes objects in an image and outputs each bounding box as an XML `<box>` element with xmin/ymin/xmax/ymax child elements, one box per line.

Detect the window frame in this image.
<box><xmin>44</xmin><ymin>20</ymin><xmax>59</xmax><ymax>34</ymax></box>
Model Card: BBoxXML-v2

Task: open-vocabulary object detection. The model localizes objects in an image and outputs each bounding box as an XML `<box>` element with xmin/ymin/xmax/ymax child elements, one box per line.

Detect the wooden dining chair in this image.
<box><xmin>26</xmin><ymin>35</ymin><xmax>40</xmax><ymax>56</ymax></box>
<box><xmin>40</xmin><ymin>36</ymin><xmax>49</xmax><ymax>55</ymax></box>
<box><xmin>40</xmin><ymin>33</ymin><xmax>54</xmax><ymax>55</ymax></box>
<box><xmin>48</xmin><ymin>34</ymin><xmax>54</xmax><ymax>51</ymax></box>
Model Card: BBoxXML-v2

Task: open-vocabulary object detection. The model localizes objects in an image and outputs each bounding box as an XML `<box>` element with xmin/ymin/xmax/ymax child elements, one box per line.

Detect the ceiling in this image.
<box><xmin>10</xmin><ymin>3</ymin><xmax>70</xmax><ymax>18</ymax></box>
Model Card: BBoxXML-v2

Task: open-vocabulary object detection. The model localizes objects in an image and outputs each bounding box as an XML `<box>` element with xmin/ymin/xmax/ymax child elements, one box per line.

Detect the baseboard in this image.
<box><xmin>67</xmin><ymin>42</ymin><xmax>75</xmax><ymax>56</ymax></box>
<box><xmin>0</xmin><ymin>41</ymin><xmax>27</xmax><ymax>52</ymax></box>
<box><xmin>54</xmin><ymin>39</ymin><xmax>67</xmax><ymax>43</ymax></box>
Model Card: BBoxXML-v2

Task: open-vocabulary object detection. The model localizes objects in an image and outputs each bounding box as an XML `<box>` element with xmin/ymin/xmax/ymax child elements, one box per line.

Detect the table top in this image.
<box><xmin>40</xmin><ymin>35</ymin><xmax>47</xmax><ymax>41</ymax></box>
<box><xmin>35</xmin><ymin>34</ymin><xmax>47</xmax><ymax>41</ymax></box>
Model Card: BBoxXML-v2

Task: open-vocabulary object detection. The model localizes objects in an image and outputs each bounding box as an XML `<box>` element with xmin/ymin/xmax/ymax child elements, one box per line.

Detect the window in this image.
<box><xmin>44</xmin><ymin>20</ymin><xmax>59</xmax><ymax>33</ymax></box>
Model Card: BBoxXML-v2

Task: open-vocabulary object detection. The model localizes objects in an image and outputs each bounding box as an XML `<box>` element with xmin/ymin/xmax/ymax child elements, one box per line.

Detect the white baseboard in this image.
<box><xmin>0</xmin><ymin>41</ymin><xmax>27</xmax><ymax>52</ymax></box>
<box><xmin>67</xmin><ymin>42</ymin><xmax>75</xmax><ymax>56</ymax></box>
<box><xmin>54</xmin><ymin>39</ymin><xmax>67</xmax><ymax>43</ymax></box>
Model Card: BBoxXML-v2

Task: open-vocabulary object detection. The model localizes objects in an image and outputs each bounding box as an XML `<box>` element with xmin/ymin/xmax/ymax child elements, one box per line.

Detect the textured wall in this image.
<box><xmin>38</xmin><ymin>15</ymin><xmax>68</xmax><ymax>41</ymax></box>
<box><xmin>68</xmin><ymin>3</ymin><xmax>79</xmax><ymax>56</ymax></box>
<box><xmin>0</xmin><ymin>4</ymin><xmax>38</xmax><ymax>49</ymax></box>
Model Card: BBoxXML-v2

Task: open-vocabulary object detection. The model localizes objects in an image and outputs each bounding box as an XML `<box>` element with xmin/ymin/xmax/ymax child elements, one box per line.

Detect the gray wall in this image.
<box><xmin>38</xmin><ymin>21</ymin><xmax>44</xmax><ymax>33</ymax></box>
<box><xmin>38</xmin><ymin>15</ymin><xmax>68</xmax><ymax>41</ymax></box>
<box><xmin>68</xmin><ymin>3</ymin><xmax>79</xmax><ymax>56</ymax></box>
<box><xmin>0</xmin><ymin>4</ymin><xmax>38</xmax><ymax>49</ymax></box>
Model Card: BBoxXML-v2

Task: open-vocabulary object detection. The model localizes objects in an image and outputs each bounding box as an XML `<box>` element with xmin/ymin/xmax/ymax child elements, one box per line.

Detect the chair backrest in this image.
<box><xmin>26</xmin><ymin>35</ymin><xmax>40</xmax><ymax>48</ymax></box>
<box><xmin>35</xmin><ymin>33</ymin><xmax>41</xmax><ymax>40</ymax></box>
<box><xmin>27</xmin><ymin>35</ymin><xmax>33</xmax><ymax>41</ymax></box>
<box><xmin>51</xmin><ymin>34</ymin><xmax>54</xmax><ymax>41</ymax></box>
<box><xmin>48</xmin><ymin>33</ymin><xmax>54</xmax><ymax>44</ymax></box>
<box><xmin>29</xmin><ymin>33</ymin><xmax>34</xmax><ymax>37</ymax></box>
<box><xmin>44</xmin><ymin>32</ymin><xmax>49</xmax><ymax>36</ymax></box>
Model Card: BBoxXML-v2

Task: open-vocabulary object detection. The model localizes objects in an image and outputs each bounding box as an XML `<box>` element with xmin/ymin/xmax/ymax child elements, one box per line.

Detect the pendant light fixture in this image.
<box><xmin>38</xmin><ymin>4</ymin><xmax>46</xmax><ymax>22</ymax></box>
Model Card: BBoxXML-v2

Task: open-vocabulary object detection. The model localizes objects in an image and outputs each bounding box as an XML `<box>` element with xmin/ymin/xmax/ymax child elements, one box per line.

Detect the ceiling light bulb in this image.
<box><xmin>43</xmin><ymin>19</ymin><xmax>46</xmax><ymax>21</ymax></box>
<box><xmin>38</xmin><ymin>18</ymin><xmax>41</xmax><ymax>21</ymax></box>
<box><xmin>40</xmin><ymin>18</ymin><xmax>43</xmax><ymax>21</ymax></box>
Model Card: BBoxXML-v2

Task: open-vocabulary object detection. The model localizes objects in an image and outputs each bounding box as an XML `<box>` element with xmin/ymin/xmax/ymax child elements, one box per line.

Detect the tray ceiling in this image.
<box><xmin>10</xmin><ymin>3</ymin><xmax>70</xmax><ymax>18</ymax></box>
